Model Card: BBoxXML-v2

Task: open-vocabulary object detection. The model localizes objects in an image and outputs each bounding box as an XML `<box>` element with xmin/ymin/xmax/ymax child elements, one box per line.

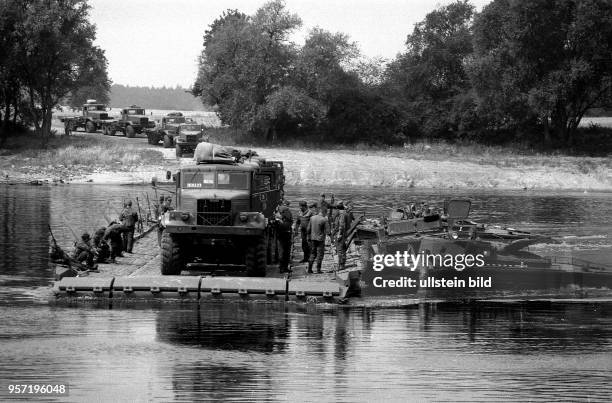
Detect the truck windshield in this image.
<box><xmin>126</xmin><ymin>109</ymin><xmax>144</xmax><ymax>115</ymax></box>
<box><xmin>181</xmin><ymin>124</ymin><xmax>201</xmax><ymax>131</ymax></box>
<box><xmin>182</xmin><ymin>171</ymin><xmax>248</xmax><ymax>189</ymax></box>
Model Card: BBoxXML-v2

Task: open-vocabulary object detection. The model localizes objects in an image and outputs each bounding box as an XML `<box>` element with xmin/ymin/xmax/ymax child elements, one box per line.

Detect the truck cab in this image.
<box><xmin>174</xmin><ymin>123</ymin><xmax>209</xmax><ymax>158</ymax></box>
<box><xmin>160</xmin><ymin>143</ymin><xmax>284</xmax><ymax>276</ymax></box>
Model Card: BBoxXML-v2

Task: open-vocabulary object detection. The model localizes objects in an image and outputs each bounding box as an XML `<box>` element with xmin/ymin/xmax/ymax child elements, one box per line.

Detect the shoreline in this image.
<box><xmin>2</xmin><ymin>148</ymin><xmax>612</xmax><ymax>192</ymax></box>
<box><xmin>2</xmin><ymin>131</ymin><xmax>611</xmax><ymax>190</ymax></box>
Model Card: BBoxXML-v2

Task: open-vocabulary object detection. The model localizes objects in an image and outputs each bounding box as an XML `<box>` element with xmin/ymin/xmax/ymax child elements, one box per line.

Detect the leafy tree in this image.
<box><xmin>193</xmin><ymin>1</ymin><xmax>301</xmax><ymax>135</ymax></box>
<box><xmin>15</xmin><ymin>0</ymin><xmax>108</xmax><ymax>146</ymax></box>
<box><xmin>67</xmin><ymin>47</ymin><xmax>111</xmax><ymax>108</ymax></box>
<box><xmin>470</xmin><ymin>0</ymin><xmax>612</xmax><ymax>145</ymax></box>
<box><xmin>384</xmin><ymin>0</ymin><xmax>475</xmax><ymax>138</ymax></box>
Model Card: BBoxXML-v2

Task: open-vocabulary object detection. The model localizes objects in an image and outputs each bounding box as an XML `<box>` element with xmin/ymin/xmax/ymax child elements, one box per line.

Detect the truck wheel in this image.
<box><xmin>85</xmin><ymin>120</ymin><xmax>96</xmax><ymax>133</ymax></box>
<box><xmin>245</xmin><ymin>236</ymin><xmax>267</xmax><ymax>277</ymax></box>
<box><xmin>175</xmin><ymin>144</ymin><xmax>182</xmax><ymax>158</ymax></box>
<box><xmin>126</xmin><ymin>125</ymin><xmax>136</xmax><ymax>138</ymax></box>
<box><xmin>163</xmin><ymin>134</ymin><xmax>173</xmax><ymax>148</ymax></box>
<box><xmin>161</xmin><ymin>231</ymin><xmax>183</xmax><ymax>275</ymax></box>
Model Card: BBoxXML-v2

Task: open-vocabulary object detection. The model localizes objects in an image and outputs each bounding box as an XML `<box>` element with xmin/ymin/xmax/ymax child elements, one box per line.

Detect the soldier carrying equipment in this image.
<box><xmin>119</xmin><ymin>200</ymin><xmax>139</xmax><ymax>253</ymax></box>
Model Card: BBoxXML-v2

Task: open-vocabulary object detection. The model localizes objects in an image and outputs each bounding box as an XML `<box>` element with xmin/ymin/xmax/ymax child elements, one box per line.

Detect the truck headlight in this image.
<box><xmin>239</xmin><ymin>213</ymin><xmax>248</xmax><ymax>222</ymax></box>
<box><xmin>180</xmin><ymin>212</ymin><xmax>190</xmax><ymax>221</ymax></box>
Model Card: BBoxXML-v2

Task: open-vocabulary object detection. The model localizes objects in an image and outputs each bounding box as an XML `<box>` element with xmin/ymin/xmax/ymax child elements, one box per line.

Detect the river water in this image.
<box><xmin>1</xmin><ymin>184</ymin><xmax>611</xmax><ymax>401</ymax></box>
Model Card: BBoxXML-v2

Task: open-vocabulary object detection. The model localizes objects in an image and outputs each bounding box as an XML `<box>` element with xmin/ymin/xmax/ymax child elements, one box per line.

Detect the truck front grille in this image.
<box><xmin>139</xmin><ymin>117</ymin><xmax>148</xmax><ymax>125</ymax></box>
<box><xmin>197</xmin><ymin>199</ymin><xmax>232</xmax><ymax>226</ymax></box>
<box><xmin>185</xmin><ymin>135</ymin><xmax>197</xmax><ymax>142</ymax></box>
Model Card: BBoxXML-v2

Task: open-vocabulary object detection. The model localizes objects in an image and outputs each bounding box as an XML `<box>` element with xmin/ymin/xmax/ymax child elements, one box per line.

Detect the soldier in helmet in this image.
<box><xmin>72</xmin><ymin>232</ymin><xmax>94</xmax><ymax>268</ymax></box>
<box><xmin>119</xmin><ymin>200</ymin><xmax>139</xmax><ymax>253</ymax></box>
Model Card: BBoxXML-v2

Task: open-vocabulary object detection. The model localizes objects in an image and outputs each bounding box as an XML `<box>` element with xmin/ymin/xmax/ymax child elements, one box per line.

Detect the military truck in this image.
<box><xmin>60</xmin><ymin>100</ymin><xmax>114</xmax><ymax>134</ymax></box>
<box><xmin>146</xmin><ymin>112</ymin><xmax>188</xmax><ymax>146</ymax></box>
<box><xmin>99</xmin><ymin>105</ymin><xmax>156</xmax><ymax>138</ymax></box>
<box><xmin>159</xmin><ymin>142</ymin><xmax>284</xmax><ymax>276</ymax></box>
<box><xmin>175</xmin><ymin>123</ymin><xmax>209</xmax><ymax>158</ymax></box>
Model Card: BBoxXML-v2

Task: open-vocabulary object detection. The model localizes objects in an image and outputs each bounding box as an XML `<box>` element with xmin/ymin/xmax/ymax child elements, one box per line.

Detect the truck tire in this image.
<box><xmin>175</xmin><ymin>144</ymin><xmax>182</xmax><ymax>158</ymax></box>
<box><xmin>126</xmin><ymin>125</ymin><xmax>136</xmax><ymax>138</ymax></box>
<box><xmin>163</xmin><ymin>134</ymin><xmax>173</xmax><ymax>148</ymax></box>
<box><xmin>161</xmin><ymin>231</ymin><xmax>183</xmax><ymax>275</ymax></box>
<box><xmin>245</xmin><ymin>236</ymin><xmax>267</xmax><ymax>277</ymax></box>
<box><xmin>85</xmin><ymin>120</ymin><xmax>96</xmax><ymax>133</ymax></box>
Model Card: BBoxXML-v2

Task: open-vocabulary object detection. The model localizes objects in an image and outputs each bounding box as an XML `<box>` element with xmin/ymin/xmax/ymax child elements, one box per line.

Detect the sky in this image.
<box><xmin>89</xmin><ymin>0</ymin><xmax>491</xmax><ymax>88</ymax></box>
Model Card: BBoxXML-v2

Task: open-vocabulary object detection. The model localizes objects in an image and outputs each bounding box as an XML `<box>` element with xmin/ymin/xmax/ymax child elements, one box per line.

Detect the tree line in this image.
<box><xmin>108</xmin><ymin>85</ymin><xmax>207</xmax><ymax>111</ymax></box>
<box><xmin>192</xmin><ymin>0</ymin><xmax>612</xmax><ymax>148</ymax></box>
<box><xmin>0</xmin><ymin>0</ymin><xmax>110</xmax><ymax>147</ymax></box>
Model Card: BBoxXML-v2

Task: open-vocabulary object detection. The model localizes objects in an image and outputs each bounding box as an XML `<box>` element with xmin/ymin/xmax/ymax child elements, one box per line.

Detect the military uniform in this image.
<box><xmin>72</xmin><ymin>233</ymin><xmax>94</xmax><ymax>268</ymax></box>
<box><xmin>92</xmin><ymin>227</ymin><xmax>110</xmax><ymax>263</ymax></box>
<box><xmin>120</xmin><ymin>201</ymin><xmax>139</xmax><ymax>253</ymax></box>
<box><xmin>295</xmin><ymin>201</ymin><xmax>312</xmax><ymax>263</ymax></box>
<box><xmin>333</xmin><ymin>204</ymin><xmax>353</xmax><ymax>270</ymax></box>
<box><xmin>276</xmin><ymin>201</ymin><xmax>293</xmax><ymax>273</ymax></box>
<box><xmin>307</xmin><ymin>211</ymin><xmax>330</xmax><ymax>273</ymax></box>
<box><xmin>104</xmin><ymin>222</ymin><xmax>126</xmax><ymax>261</ymax></box>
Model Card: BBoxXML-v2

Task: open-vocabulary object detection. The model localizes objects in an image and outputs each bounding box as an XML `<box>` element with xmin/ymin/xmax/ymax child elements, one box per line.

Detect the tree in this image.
<box><xmin>67</xmin><ymin>47</ymin><xmax>111</xmax><ymax>108</ymax></box>
<box><xmin>15</xmin><ymin>0</ymin><xmax>108</xmax><ymax>146</ymax></box>
<box><xmin>383</xmin><ymin>0</ymin><xmax>475</xmax><ymax>138</ymax></box>
<box><xmin>193</xmin><ymin>1</ymin><xmax>301</xmax><ymax>135</ymax></box>
<box><xmin>470</xmin><ymin>0</ymin><xmax>612</xmax><ymax>145</ymax></box>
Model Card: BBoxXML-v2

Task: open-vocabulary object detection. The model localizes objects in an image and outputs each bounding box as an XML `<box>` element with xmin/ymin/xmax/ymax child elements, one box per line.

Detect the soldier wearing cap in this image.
<box><xmin>295</xmin><ymin>200</ymin><xmax>313</xmax><ymax>263</ymax></box>
<box><xmin>72</xmin><ymin>232</ymin><xmax>94</xmax><ymax>268</ymax></box>
<box><xmin>119</xmin><ymin>200</ymin><xmax>139</xmax><ymax>253</ymax></box>
<box><xmin>307</xmin><ymin>204</ymin><xmax>330</xmax><ymax>274</ymax></box>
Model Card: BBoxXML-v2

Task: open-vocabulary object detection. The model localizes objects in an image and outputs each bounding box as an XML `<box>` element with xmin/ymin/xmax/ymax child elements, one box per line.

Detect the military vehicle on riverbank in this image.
<box><xmin>60</xmin><ymin>100</ymin><xmax>114</xmax><ymax>134</ymax></box>
<box><xmin>99</xmin><ymin>105</ymin><xmax>156</xmax><ymax>137</ymax></box>
<box><xmin>146</xmin><ymin>112</ymin><xmax>188</xmax><ymax>146</ymax></box>
<box><xmin>175</xmin><ymin>123</ymin><xmax>209</xmax><ymax>158</ymax></box>
<box><xmin>159</xmin><ymin>142</ymin><xmax>284</xmax><ymax>276</ymax></box>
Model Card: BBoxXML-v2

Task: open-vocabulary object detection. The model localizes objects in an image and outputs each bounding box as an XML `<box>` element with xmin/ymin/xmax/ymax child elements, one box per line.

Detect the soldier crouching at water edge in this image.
<box><xmin>119</xmin><ymin>200</ymin><xmax>139</xmax><ymax>253</ymax></box>
<box><xmin>276</xmin><ymin>199</ymin><xmax>293</xmax><ymax>273</ymax></box>
<box><xmin>103</xmin><ymin>221</ymin><xmax>126</xmax><ymax>262</ymax></box>
<box><xmin>307</xmin><ymin>205</ymin><xmax>330</xmax><ymax>274</ymax></box>
<box><xmin>295</xmin><ymin>200</ymin><xmax>313</xmax><ymax>263</ymax></box>
<box><xmin>92</xmin><ymin>227</ymin><xmax>110</xmax><ymax>263</ymax></box>
<box><xmin>72</xmin><ymin>232</ymin><xmax>95</xmax><ymax>268</ymax></box>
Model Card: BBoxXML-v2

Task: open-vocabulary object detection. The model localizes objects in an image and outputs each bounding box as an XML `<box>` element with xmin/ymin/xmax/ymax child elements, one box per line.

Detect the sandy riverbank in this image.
<box><xmin>2</xmin><ymin>130</ymin><xmax>611</xmax><ymax>190</ymax></box>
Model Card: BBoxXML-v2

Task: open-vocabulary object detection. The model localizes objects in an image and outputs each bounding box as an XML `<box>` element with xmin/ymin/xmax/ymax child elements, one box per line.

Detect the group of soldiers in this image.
<box><xmin>275</xmin><ymin>193</ymin><xmax>355</xmax><ymax>274</ymax></box>
<box><xmin>71</xmin><ymin>200</ymin><xmax>140</xmax><ymax>268</ymax></box>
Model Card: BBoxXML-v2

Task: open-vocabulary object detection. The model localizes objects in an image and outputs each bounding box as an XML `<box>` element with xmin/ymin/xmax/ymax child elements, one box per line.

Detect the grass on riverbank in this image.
<box><xmin>0</xmin><ymin>131</ymin><xmax>164</xmax><ymax>180</ymax></box>
<box><xmin>206</xmin><ymin>126</ymin><xmax>612</xmax><ymax>173</ymax></box>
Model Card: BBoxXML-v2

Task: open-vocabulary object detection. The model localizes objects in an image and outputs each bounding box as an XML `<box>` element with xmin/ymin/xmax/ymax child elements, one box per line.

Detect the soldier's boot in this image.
<box><xmin>307</xmin><ymin>261</ymin><xmax>314</xmax><ymax>274</ymax></box>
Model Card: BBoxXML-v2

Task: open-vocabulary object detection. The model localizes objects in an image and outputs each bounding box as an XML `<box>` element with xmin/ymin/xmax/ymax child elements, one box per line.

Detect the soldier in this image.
<box><xmin>103</xmin><ymin>221</ymin><xmax>126</xmax><ymax>262</ymax></box>
<box><xmin>333</xmin><ymin>201</ymin><xmax>354</xmax><ymax>271</ymax></box>
<box><xmin>276</xmin><ymin>199</ymin><xmax>293</xmax><ymax>273</ymax></box>
<box><xmin>119</xmin><ymin>200</ymin><xmax>139</xmax><ymax>253</ymax></box>
<box><xmin>318</xmin><ymin>193</ymin><xmax>329</xmax><ymax>216</ymax></box>
<box><xmin>155</xmin><ymin>195</ymin><xmax>166</xmax><ymax>246</ymax></box>
<box><xmin>295</xmin><ymin>200</ymin><xmax>312</xmax><ymax>263</ymax></box>
<box><xmin>72</xmin><ymin>232</ymin><xmax>94</xmax><ymax>268</ymax></box>
<box><xmin>92</xmin><ymin>227</ymin><xmax>110</xmax><ymax>263</ymax></box>
<box><xmin>307</xmin><ymin>206</ymin><xmax>330</xmax><ymax>274</ymax></box>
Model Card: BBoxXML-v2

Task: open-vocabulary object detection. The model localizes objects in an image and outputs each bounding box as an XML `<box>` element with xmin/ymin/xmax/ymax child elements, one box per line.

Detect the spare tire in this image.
<box><xmin>85</xmin><ymin>120</ymin><xmax>96</xmax><ymax>133</ymax></box>
<box><xmin>126</xmin><ymin>125</ymin><xmax>136</xmax><ymax>138</ymax></box>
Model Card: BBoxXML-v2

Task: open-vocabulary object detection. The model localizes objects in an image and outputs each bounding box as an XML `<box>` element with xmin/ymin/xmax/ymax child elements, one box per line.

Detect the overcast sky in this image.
<box><xmin>89</xmin><ymin>0</ymin><xmax>491</xmax><ymax>88</ymax></box>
